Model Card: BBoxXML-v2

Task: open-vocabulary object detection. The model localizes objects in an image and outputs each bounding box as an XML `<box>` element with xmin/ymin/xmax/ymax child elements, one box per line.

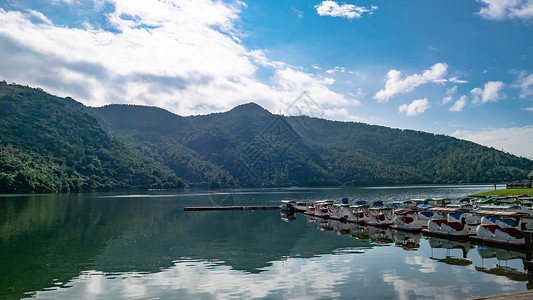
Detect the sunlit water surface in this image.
<box><xmin>1</xmin><ymin>185</ymin><xmax>531</xmax><ymax>299</ymax></box>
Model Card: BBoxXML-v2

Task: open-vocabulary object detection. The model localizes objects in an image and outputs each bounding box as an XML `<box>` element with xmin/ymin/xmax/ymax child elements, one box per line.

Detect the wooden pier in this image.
<box><xmin>461</xmin><ymin>289</ymin><xmax>533</xmax><ymax>299</ymax></box>
<box><xmin>184</xmin><ymin>206</ymin><xmax>280</xmax><ymax>211</ymax></box>
<box><xmin>525</xmin><ymin>230</ymin><xmax>533</xmax><ymax>271</ymax></box>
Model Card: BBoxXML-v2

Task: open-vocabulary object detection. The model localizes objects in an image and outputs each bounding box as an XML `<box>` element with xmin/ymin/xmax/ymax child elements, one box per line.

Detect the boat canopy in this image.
<box><xmin>410</xmin><ymin>199</ymin><xmax>428</xmax><ymax>204</ymax></box>
<box><xmin>281</xmin><ymin>200</ymin><xmax>296</xmax><ymax>204</ymax></box>
<box><xmin>496</xmin><ymin>199</ymin><xmax>522</xmax><ymax>205</ymax></box>
<box><xmin>475</xmin><ymin>198</ymin><xmax>495</xmax><ymax>204</ymax></box>
<box><xmin>417</xmin><ymin>204</ymin><xmax>433</xmax><ymax>210</ymax></box>
<box><xmin>341</xmin><ymin>197</ymin><xmax>349</xmax><ymax>204</ymax></box>
<box><xmin>355</xmin><ymin>200</ymin><xmax>367</xmax><ymax>205</ymax></box>
<box><xmin>473</xmin><ymin>210</ymin><xmax>528</xmax><ymax>217</ymax></box>
<box><xmin>394</xmin><ymin>208</ymin><xmax>417</xmax><ymax>215</ymax></box>
<box><xmin>351</xmin><ymin>204</ymin><xmax>370</xmax><ymax>208</ymax></box>
<box><xmin>316</xmin><ymin>200</ymin><xmax>334</xmax><ymax>204</ymax></box>
<box><xmin>476</xmin><ymin>204</ymin><xmax>520</xmax><ymax>211</ymax></box>
<box><xmin>427</xmin><ymin>198</ymin><xmax>452</xmax><ymax>206</ymax></box>
<box><xmin>428</xmin><ymin>207</ymin><xmax>469</xmax><ymax>213</ymax></box>
<box><xmin>446</xmin><ymin>203</ymin><xmax>470</xmax><ymax>209</ymax></box>
<box><xmin>369</xmin><ymin>207</ymin><xmax>392</xmax><ymax>211</ymax></box>
<box><xmin>372</xmin><ymin>200</ymin><xmax>384</xmax><ymax>207</ymax></box>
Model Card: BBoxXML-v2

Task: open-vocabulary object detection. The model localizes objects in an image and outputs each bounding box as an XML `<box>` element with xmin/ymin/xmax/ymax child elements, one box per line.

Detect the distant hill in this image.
<box><xmin>0</xmin><ymin>82</ymin><xmax>184</xmax><ymax>193</ymax></box>
<box><xmin>1</xmin><ymin>81</ymin><xmax>532</xmax><ymax>193</ymax></box>
<box><xmin>91</xmin><ymin>102</ymin><xmax>533</xmax><ymax>187</ymax></box>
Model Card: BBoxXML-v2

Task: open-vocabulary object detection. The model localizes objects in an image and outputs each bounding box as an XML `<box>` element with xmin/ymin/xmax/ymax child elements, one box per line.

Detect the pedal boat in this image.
<box><xmin>390</xmin><ymin>208</ymin><xmax>422</xmax><ymax>231</ymax></box>
<box><xmin>366</xmin><ymin>206</ymin><xmax>394</xmax><ymax>226</ymax></box>
<box><xmin>346</xmin><ymin>203</ymin><xmax>370</xmax><ymax>224</ymax></box>
<box><xmin>471</xmin><ymin>210</ymin><xmax>528</xmax><ymax>246</ymax></box>
<box><xmin>313</xmin><ymin>200</ymin><xmax>334</xmax><ymax>219</ymax></box>
<box><xmin>425</xmin><ymin>207</ymin><xmax>478</xmax><ymax>237</ymax></box>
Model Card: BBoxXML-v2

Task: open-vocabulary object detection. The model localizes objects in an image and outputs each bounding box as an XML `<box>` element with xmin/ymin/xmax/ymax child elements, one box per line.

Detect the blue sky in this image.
<box><xmin>1</xmin><ymin>0</ymin><xmax>532</xmax><ymax>158</ymax></box>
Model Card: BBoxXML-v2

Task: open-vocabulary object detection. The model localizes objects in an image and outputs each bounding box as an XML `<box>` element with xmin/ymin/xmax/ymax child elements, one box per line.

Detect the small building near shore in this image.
<box><xmin>506</xmin><ymin>170</ymin><xmax>533</xmax><ymax>189</ymax></box>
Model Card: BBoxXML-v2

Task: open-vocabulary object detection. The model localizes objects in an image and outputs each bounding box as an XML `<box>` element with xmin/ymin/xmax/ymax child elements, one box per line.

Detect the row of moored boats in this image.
<box><xmin>281</xmin><ymin>196</ymin><xmax>533</xmax><ymax>247</ymax></box>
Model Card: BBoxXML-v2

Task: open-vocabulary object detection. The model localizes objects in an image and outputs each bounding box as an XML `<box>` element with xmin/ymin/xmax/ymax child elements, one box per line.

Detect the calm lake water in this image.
<box><xmin>1</xmin><ymin>184</ymin><xmax>531</xmax><ymax>299</ymax></box>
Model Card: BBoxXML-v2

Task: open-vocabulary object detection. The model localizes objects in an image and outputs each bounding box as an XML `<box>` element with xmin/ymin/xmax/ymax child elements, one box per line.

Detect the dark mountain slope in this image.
<box><xmin>2</xmin><ymin>82</ymin><xmax>532</xmax><ymax>192</ymax></box>
<box><xmin>286</xmin><ymin>116</ymin><xmax>533</xmax><ymax>184</ymax></box>
<box><xmin>0</xmin><ymin>82</ymin><xmax>183</xmax><ymax>193</ymax></box>
<box><xmin>92</xmin><ymin>102</ymin><xmax>533</xmax><ymax>187</ymax></box>
<box><xmin>91</xmin><ymin>102</ymin><xmax>334</xmax><ymax>187</ymax></box>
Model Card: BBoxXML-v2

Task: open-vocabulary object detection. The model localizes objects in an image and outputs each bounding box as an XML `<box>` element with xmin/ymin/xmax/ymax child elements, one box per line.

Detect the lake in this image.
<box><xmin>1</xmin><ymin>184</ymin><xmax>531</xmax><ymax>299</ymax></box>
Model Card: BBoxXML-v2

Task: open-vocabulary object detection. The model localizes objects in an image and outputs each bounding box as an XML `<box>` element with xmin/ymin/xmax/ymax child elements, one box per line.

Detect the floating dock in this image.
<box><xmin>184</xmin><ymin>206</ymin><xmax>280</xmax><ymax>211</ymax></box>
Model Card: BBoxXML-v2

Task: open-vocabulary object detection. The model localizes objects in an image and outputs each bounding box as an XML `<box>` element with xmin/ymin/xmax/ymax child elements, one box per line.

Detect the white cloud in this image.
<box><xmin>471</xmin><ymin>81</ymin><xmax>504</xmax><ymax>104</ymax></box>
<box><xmin>442</xmin><ymin>86</ymin><xmax>457</xmax><ymax>104</ymax></box>
<box><xmin>522</xmin><ymin>107</ymin><xmax>533</xmax><ymax>111</ymax></box>
<box><xmin>398</xmin><ymin>98</ymin><xmax>430</xmax><ymax>116</ymax></box>
<box><xmin>477</xmin><ymin>0</ymin><xmax>533</xmax><ymax>21</ymax></box>
<box><xmin>249</xmin><ymin>49</ymin><xmax>286</xmax><ymax>69</ymax></box>
<box><xmin>454</xmin><ymin>126</ymin><xmax>533</xmax><ymax>159</ymax></box>
<box><xmin>0</xmin><ymin>1</ymin><xmax>355</xmax><ymax>117</ymax></box>
<box><xmin>292</xmin><ymin>7</ymin><xmax>303</xmax><ymax>19</ymax></box>
<box><xmin>515</xmin><ymin>71</ymin><xmax>533</xmax><ymax>98</ymax></box>
<box><xmin>315</xmin><ymin>1</ymin><xmax>378</xmax><ymax>20</ymax></box>
<box><xmin>325</xmin><ymin>66</ymin><xmax>346</xmax><ymax>74</ymax></box>
<box><xmin>273</xmin><ymin>67</ymin><xmax>356</xmax><ymax>107</ymax></box>
<box><xmin>449</xmin><ymin>77</ymin><xmax>468</xmax><ymax>84</ymax></box>
<box><xmin>450</xmin><ymin>95</ymin><xmax>467</xmax><ymax>112</ymax></box>
<box><xmin>374</xmin><ymin>63</ymin><xmax>448</xmax><ymax>103</ymax></box>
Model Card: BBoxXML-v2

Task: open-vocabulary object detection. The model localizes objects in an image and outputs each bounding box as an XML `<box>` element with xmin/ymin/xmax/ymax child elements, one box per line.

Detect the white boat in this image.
<box><xmin>304</xmin><ymin>202</ymin><xmax>316</xmax><ymax>215</ymax></box>
<box><xmin>366</xmin><ymin>207</ymin><xmax>394</xmax><ymax>226</ymax></box>
<box><xmin>330</xmin><ymin>197</ymin><xmax>353</xmax><ymax>221</ymax></box>
<box><xmin>390</xmin><ymin>200</ymin><xmax>410</xmax><ymax>210</ymax></box>
<box><xmin>409</xmin><ymin>198</ymin><xmax>429</xmax><ymax>210</ymax></box>
<box><xmin>331</xmin><ymin>204</ymin><xmax>355</xmax><ymax>221</ymax></box>
<box><xmin>313</xmin><ymin>200</ymin><xmax>334</xmax><ymax>219</ymax></box>
<box><xmin>471</xmin><ymin>211</ymin><xmax>527</xmax><ymax>246</ymax></box>
<box><xmin>416</xmin><ymin>204</ymin><xmax>442</xmax><ymax>227</ymax></box>
<box><xmin>280</xmin><ymin>200</ymin><xmax>296</xmax><ymax>213</ymax></box>
<box><xmin>294</xmin><ymin>201</ymin><xmax>308</xmax><ymax>212</ymax></box>
<box><xmin>425</xmin><ymin>207</ymin><xmax>478</xmax><ymax>237</ymax></box>
<box><xmin>347</xmin><ymin>204</ymin><xmax>370</xmax><ymax>223</ymax></box>
<box><xmin>474</xmin><ymin>204</ymin><xmax>533</xmax><ymax>229</ymax></box>
<box><xmin>390</xmin><ymin>208</ymin><xmax>422</xmax><ymax>231</ymax></box>
<box><xmin>427</xmin><ymin>198</ymin><xmax>452</xmax><ymax>207</ymax></box>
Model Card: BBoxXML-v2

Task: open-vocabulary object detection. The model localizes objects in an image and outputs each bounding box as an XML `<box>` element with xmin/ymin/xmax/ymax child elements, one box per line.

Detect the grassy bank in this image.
<box><xmin>471</xmin><ymin>188</ymin><xmax>533</xmax><ymax>197</ymax></box>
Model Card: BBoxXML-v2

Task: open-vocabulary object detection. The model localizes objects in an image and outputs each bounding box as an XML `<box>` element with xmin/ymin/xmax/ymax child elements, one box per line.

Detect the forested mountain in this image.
<box><xmin>1</xmin><ymin>82</ymin><xmax>532</xmax><ymax>193</ymax></box>
<box><xmin>0</xmin><ymin>82</ymin><xmax>184</xmax><ymax>193</ymax></box>
<box><xmin>91</xmin><ymin>102</ymin><xmax>533</xmax><ymax>188</ymax></box>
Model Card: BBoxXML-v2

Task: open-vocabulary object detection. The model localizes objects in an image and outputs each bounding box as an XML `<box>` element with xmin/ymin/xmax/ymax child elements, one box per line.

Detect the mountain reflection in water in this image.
<box><xmin>1</xmin><ymin>186</ymin><xmax>531</xmax><ymax>299</ymax></box>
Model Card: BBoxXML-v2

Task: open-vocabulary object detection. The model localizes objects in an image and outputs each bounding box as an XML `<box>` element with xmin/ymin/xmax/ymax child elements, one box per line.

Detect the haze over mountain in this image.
<box><xmin>1</xmin><ymin>82</ymin><xmax>532</xmax><ymax>193</ymax></box>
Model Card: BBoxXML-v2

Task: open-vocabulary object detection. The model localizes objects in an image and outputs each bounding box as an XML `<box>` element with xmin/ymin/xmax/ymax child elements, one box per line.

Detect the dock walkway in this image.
<box><xmin>184</xmin><ymin>206</ymin><xmax>279</xmax><ymax>211</ymax></box>
<box><xmin>461</xmin><ymin>289</ymin><xmax>533</xmax><ymax>299</ymax></box>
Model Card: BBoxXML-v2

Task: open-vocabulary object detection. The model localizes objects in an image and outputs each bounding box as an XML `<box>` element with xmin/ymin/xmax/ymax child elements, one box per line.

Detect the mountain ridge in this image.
<box><xmin>1</xmin><ymin>81</ymin><xmax>532</xmax><ymax>193</ymax></box>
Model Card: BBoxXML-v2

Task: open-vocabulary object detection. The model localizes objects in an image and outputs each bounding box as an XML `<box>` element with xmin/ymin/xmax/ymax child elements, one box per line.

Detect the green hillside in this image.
<box><xmin>91</xmin><ymin>103</ymin><xmax>533</xmax><ymax>187</ymax></box>
<box><xmin>0</xmin><ymin>82</ymin><xmax>184</xmax><ymax>193</ymax></box>
<box><xmin>1</xmin><ymin>82</ymin><xmax>532</xmax><ymax>193</ymax></box>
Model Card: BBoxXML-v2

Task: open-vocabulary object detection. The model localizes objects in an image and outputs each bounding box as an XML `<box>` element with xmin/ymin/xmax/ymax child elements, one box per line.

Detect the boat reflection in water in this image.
<box><xmin>280</xmin><ymin>211</ymin><xmax>296</xmax><ymax>222</ymax></box>
<box><xmin>392</xmin><ymin>230</ymin><xmax>421</xmax><ymax>251</ymax></box>
<box><xmin>310</xmin><ymin>216</ymin><xmax>532</xmax><ymax>289</ymax></box>
<box><xmin>476</xmin><ymin>247</ymin><xmax>529</xmax><ymax>284</ymax></box>
<box><xmin>427</xmin><ymin>236</ymin><xmax>473</xmax><ymax>266</ymax></box>
<box><xmin>318</xmin><ymin>219</ymin><xmax>395</xmax><ymax>245</ymax></box>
